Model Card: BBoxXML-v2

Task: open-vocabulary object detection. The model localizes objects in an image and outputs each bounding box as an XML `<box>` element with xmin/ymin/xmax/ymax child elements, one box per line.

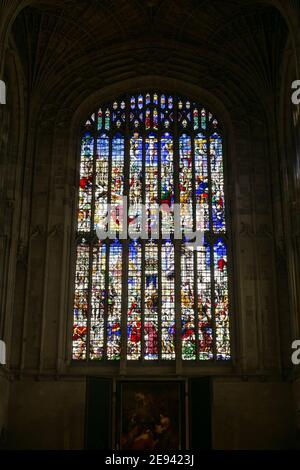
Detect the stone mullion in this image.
<box><xmin>174</xmin><ymin>97</ymin><xmax>182</xmax><ymax>374</ymax></box>
<box><xmin>207</xmin><ymin>131</ymin><xmax>217</xmax><ymax>362</ymax></box>
<box><xmin>141</xmin><ymin>112</ymin><xmax>146</xmax><ymax>362</ymax></box>
<box><xmin>191</xmin><ymin>132</ymin><xmax>200</xmax><ymax>362</ymax></box>
<box><xmin>157</xmin><ymin>119</ymin><xmax>162</xmax><ymax>361</ymax></box>
<box><xmin>104</xmin><ymin>123</ymin><xmax>114</xmax><ymax>361</ymax></box>
<box><xmin>86</xmin><ymin>118</ymin><xmax>98</xmax><ymax>361</ymax></box>
<box><xmin>120</xmin><ymin>96</ymin><xmax>130</xmax><ymax>370</ymax></box>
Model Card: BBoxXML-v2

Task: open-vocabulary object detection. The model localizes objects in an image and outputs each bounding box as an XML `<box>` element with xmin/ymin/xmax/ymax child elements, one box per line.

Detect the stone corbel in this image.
<box><xmin>256</xmin><ymin>224</ymin><xmax>273</xmax><ymax>238</ymax></box>
<box><xmin>48</xmin><ymin>224</ymin><xmax>64</xmax><ymax>239</ymax></box>
<box><xmin>30</xmin><ymin>225</ymin><xmax>46</xmax><ymax>240</ymax></box>
<box><xmin>17</xmin><ymin>240</ymin><xmax>28</xmax><ymax>266</ymax></box>
<box><xmin>239</xmin><ymin>222</ymin><xmax>255</xmax><ymax>238</ymax></box>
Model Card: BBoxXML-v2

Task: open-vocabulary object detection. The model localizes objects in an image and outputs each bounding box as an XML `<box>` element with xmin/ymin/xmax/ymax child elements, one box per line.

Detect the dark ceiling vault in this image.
<box><xmin>9</xmin><ymin>0</ymin><xmax>289</xmax><ymax>119</ymax></box>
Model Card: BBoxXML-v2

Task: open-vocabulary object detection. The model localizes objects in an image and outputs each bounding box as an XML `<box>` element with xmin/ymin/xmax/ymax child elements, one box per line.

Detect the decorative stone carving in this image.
<box><xmin>30</xmin><ymin>225</ymin><xmax>46</xmax><ymax>240</ymax></box>
<box><xmin>48</xmin><ymin>224</ymin><xmax>64</xmax><ymax>239</ymax></box>
<box><xmin>17</xmin><ymin>240</ymin><xmax>28</xmax><ymax>266</ymax></box>
<box><xmin>256</xmin><ymin>224</ymin><xmax>273</xmax><ymax>238</ymax></box>
<box><xmin>239</xmin><ymin>222</ymin><xmax>255</xmax><ymax>238</ymax></box>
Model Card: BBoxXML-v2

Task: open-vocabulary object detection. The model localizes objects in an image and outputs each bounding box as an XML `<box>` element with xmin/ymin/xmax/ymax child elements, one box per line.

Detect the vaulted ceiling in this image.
<box><xmin>8</xmin><ymin>0</ymin><xmax>290</xmax><ymax>116</ymax></box>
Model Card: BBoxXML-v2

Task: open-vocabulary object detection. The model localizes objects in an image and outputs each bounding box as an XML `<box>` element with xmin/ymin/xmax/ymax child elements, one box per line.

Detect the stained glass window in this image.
<box><xmin>73</xmin><ymin>93</ymin><xmax>230</xmax><ymax>362</ymax></box>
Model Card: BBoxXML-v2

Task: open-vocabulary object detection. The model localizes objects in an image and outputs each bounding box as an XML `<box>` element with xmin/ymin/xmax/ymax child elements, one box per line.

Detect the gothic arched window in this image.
<box><xmin>72</xmin><ymin>92</ymin><xmax>230</xmax><ymax>362</ymax></box>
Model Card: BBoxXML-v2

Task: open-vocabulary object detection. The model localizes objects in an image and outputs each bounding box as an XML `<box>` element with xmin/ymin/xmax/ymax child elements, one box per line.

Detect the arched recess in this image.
<box><xmin>58</xmin><ymin>76</ymin><xmax>240</xmax><ymax>376</ymax></box>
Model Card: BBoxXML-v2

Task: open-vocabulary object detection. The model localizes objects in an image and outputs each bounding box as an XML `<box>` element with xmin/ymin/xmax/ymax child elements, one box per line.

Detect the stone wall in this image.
<box><xmin>2</xmin><ymin>377</ymin><xmax>295</xmax><ymax>449</ymax></box>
